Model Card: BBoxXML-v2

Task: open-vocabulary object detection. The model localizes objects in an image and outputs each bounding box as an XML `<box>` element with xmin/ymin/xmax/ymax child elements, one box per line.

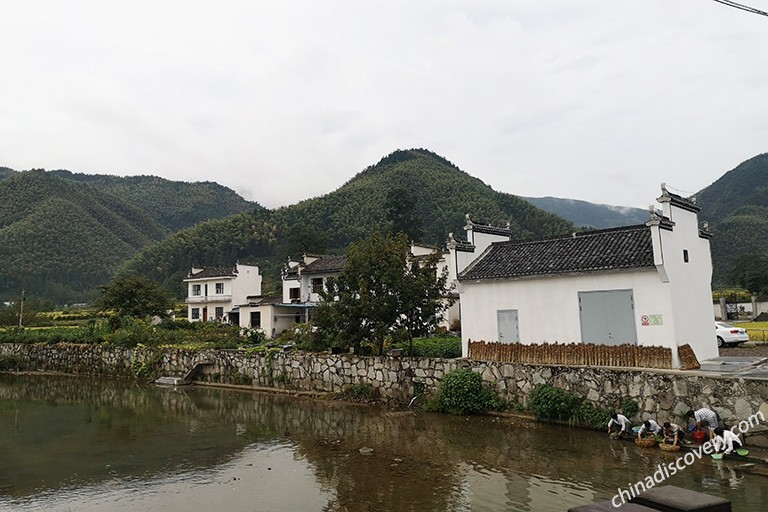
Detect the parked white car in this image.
<box><xmin>715</xmin><ymin>322</ymin><xmax>749</xmax><ymax>347</ymax></box>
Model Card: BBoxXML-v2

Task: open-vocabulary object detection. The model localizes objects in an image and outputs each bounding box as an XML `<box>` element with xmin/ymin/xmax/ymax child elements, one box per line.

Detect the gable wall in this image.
<box><xmin>658</xmin><ymin>203</ymin><xmax>718</xmax><ymax>362</ymax></box>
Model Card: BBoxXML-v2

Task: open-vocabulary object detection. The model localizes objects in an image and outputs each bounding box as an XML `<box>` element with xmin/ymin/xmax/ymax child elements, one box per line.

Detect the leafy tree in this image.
<box><xmin>97</xmin><ymin>276</ymin><xmax>175</xmax><ymax>319</ymax></box>
<box><xmin>314</xmin><ymin>231</ymin><xmax>450</xmax><ymax>354</ymax></box>
<box><xmin>730</xmin><ymin>253</ymin><xmax>768</xmax><ymax>298</ymax></box>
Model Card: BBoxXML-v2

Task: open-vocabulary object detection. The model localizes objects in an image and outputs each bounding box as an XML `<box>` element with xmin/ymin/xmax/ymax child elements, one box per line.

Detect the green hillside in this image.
<box><xmin>697</xmin><ymin>153</ymin><xmax>768</xmax><ymax>285</ymax></box>
<box><xmin>49</xmin><ymin>170</ymin><xmax>262</xmax><ymax>231</ymax></box>
<box><xmin>0</xmin><ymin>171</ymin><xmax>167</xmax><ymax>302</ymax></box>
<box><xmin>521</xmin><ymin>196</ymin><xmax>649</xmax><ymax>229</ymax></box>
<box><xmin>123</xmin><ymin>149</ymin><xmax>576</xmax><ymax>297</ymax></box>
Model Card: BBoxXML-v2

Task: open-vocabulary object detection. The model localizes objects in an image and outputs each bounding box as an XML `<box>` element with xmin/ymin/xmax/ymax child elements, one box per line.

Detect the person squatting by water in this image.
<box><xmin>637</xmin><ymin>419</ymin><xmax>661</xmax><ymax>439</ymax></box>
<box><xmin>713</xmin><ymin>427</ymin><xmax>742</xmax><ymax>455</ymax></box>
<box><xmin>608</xmin><ymin>413</ymin><xmax>632</xmax><ymax>438</ymax></box>
<box><xmin>662</xmin><ymin>421</ymin><xmax>685</xmax><ymax>447</ymax></box>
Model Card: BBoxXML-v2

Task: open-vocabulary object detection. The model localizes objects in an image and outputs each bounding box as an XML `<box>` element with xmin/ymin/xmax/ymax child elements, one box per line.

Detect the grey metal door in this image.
<box><xmin>497</xmin><ymin>309</ymin><xmax>519</xmax><ymax>344</ymax></box>
<box><xmin>578</xmin><ymin>290</ymin><xmax>637</xmax><ymax>345</ymax></box>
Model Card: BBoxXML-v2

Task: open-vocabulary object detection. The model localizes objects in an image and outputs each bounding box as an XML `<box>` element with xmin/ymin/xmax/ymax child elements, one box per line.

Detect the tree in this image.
<box><xmin>314</xmin><ymin>231</ymin><xmax>451</xmax><ymax>354</ymax></box>
<box><xmin>97</xmin><ymin>276</ymin><xmax>175</xmax><ymax>319</ymax></box>
<box><xmin>730</xmin><ymin>254</ymin><xmax>768</xmax><ymax>298</ymax></box>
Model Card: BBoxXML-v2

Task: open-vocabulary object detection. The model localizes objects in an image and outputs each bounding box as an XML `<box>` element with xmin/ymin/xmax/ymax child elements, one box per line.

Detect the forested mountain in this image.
<box><xmin>696</xmin><ymin>153</ymin><xmax>768</xmax><ymax>285</ymax></box>
<box><xmin>521</xmin><ymin>196</ymin><xmax>649</xmax><ymax>229</ymax></box>
<box><xmin>0</xmin><ymin>168</ymin><xmax>262</xmax><ymax>303</ymax></box>
<box><xmin>0</xmin><ymin>170</ymin><xmax>168</xmax><ymax>303</ymax></box>
<box><xmin>123</xmin><ymin>149</ymin><xmax>576</xmax><ymax>297</ymax></box>
<box><xmin>48</xmin><ymin>170</ymin><xmax>262</xmax><ymax>231</ymax></box>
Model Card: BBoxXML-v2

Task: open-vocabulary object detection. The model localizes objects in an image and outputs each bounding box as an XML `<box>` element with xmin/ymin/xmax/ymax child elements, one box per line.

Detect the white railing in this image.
<box><xmin>186</xmin><ymin>295</ymin><xmax>232</xmax><ymax>303</ymax></box>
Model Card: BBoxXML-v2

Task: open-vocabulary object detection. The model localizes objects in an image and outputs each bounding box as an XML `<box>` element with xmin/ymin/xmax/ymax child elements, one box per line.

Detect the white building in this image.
<box><xmin>237</xmin><ymin>254</ymin><xmax>348</xmax><ymax>337</ymax></box>
<box><xmin>443</xmin><ymin>215</ymin><xmax>514</xmax><ymax>330</ymax></box>
<box><xmin>457</xmin><ymin>185</ymin><xmax>717</xmax><ymax>368</ymax></box>
<box><xmin>184</xmin><ymin>263</ymin><xmax>262</xmax><ymax>323</ymax></box>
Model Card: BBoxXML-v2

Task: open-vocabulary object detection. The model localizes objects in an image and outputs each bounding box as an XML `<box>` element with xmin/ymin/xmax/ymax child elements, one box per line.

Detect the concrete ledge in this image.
<box><xmin>569</xmin><ymin>501</ymin><xmax>657</xmax><ymax>511</ymax></box>
<box><xmin>630</xmin><ymin>485</ymin><xmax>731</xmax><ymax>512</ymax></box>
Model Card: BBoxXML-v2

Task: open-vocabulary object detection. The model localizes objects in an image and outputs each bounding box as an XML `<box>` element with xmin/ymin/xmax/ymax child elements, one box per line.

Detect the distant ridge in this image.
<box><xmin>521</xmin><ymin>196</ymin><xmax>650</xmax><ymax>229</ymax></box>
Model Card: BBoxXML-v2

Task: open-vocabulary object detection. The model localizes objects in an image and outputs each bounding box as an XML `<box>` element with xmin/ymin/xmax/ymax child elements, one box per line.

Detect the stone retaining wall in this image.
<box><xmin>1</xmin><ymin>343</ymin><xmax>766</xmax><ymax>444</ymax></box>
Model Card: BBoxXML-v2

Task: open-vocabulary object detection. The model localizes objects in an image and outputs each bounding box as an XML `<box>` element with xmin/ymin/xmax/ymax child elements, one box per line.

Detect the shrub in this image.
<box><xmin>527</xmin><ymin>384</ymin><xmax>581</xmax><ymax>421</ymax></box>
<box><xmin>572</xmin><ymin>401</ymin><xmax>613</xmax><ymax>429</ymax></box>
<box><xmin>0</xmin><ymin>354</ymin><xmax>23</xmax><ymax>371</ymax></box>
<box><xmin>622</xmin><ymin>399</ymin><xmax>639</xmax><ymax>419</ymax></box>
<box><xmin>232</xmin><ymin>372</ymin><xmax>253</xmax><ymax>385</ymax></box>
<box><xmin>345</xmin><ymin>383</ymin><xmax>375</xmax><ymax>400</ymax></box>
<box><xmin>393</xmin><ymin>335</ymin><xmax>462</xmax><ymax>358</ymax></box>
<box><xmin>437</xmin><ymin>368</ymin><xmax>505</xmax><ymax>415</ymax></box>
<box><xmin>528</xmin><ymin>384</ymin><xmax>613</xmax><ymax>429</ymax></box>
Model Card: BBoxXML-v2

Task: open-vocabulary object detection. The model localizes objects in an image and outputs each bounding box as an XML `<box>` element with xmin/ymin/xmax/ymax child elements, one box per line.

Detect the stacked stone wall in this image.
<box><xmin>1</xmin><ymin>343</ymin><xmax>766</xmax><ymax>444</ymax></box>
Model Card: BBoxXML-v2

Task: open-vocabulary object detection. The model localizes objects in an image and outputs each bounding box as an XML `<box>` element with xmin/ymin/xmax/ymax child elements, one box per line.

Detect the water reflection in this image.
<box><xmin>0</xmin><ymin>375</ymin><xmax>765</xmax><ymax>511</ymax></box>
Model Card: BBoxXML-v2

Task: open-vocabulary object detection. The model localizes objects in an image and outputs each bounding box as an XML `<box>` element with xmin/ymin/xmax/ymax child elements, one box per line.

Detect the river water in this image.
<box><xmin>0</xmin><ymin>374</ymin><xmax>765</xmax><ymax>512</ymax></box>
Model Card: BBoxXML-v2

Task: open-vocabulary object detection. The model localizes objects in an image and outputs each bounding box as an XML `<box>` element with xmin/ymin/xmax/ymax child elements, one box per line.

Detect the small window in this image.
<box><xmin>190</xmin><ymin>308</ymin><xmax>200</xmax><ymax>320</ymax></box>
<box><xmin>250</xmin><ymin>311</ymin><xmax>261</xmax><ymax>328</ymax></box>
<box><xmin>215</xmin><ymin>307</ymin><xmax>224</xmax><ymax>319</ymax></box>
<box><xmin>215</xmin><ymin>283</ymin><xmax>224</xmax><ymax>294</ymax></box>
<box><xmin>191</xmin><ymin>284</ymin><xmax>201</xmax><ymax>296</ymax></box>
<box><xmin>683</xmin><ymin>249</ymin><xmax>689</xmax><ymax>263</ymax></box>
<box><xmin>311</xmin><ymin>277</ymin><xmax>324</xmax><ymax>294</ymax></box>
<box><xmin>289</xmin><ymin>287</ymin><xmax>300</xmax><ymax>301</ymax></box>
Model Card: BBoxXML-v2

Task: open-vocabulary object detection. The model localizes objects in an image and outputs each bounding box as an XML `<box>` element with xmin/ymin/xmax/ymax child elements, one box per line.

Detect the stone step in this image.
<box><xmin>630</xmin><ymin>485</ymin><xmax>731</xmax><ymax>512</ymax></box>
<box><xmin>155</xmin><ymin>376</ymin><xmax>185</xmax><ymax>386</ymax></box>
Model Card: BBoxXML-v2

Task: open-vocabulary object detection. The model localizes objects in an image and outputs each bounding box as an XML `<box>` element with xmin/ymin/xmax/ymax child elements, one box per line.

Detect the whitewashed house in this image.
<box><xmin>457</xmin><ymin>185</ymin><xmax>717</xmax><ymax>368</ymax></box>
<box><xmin>237</xmin><ymin>254</ymin><xmax>348</xmax><ymax>337</ymax></box>
<box><xmin>184</xmin><ymin>263</ymin><xmax>262</xmax><ymax>323</ymax></box>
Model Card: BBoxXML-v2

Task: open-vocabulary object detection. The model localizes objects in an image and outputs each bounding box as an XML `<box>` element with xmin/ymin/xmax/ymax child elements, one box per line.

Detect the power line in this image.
<box><xmin>712</xmin><ymin>0</ymin><xmax>768</xmax><ymax>17</ymax></box>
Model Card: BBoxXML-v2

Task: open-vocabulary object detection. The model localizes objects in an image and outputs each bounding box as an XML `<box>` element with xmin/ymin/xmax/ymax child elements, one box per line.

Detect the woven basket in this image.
<box><xmin>635</xmin><ymin>438</ymin><xmax>658</xmax><ymax>448</ymax></box>
<box><xmin>659</xmin><ymin>443</ymin><xmax>680</xmax><ymax>452</ymax></box>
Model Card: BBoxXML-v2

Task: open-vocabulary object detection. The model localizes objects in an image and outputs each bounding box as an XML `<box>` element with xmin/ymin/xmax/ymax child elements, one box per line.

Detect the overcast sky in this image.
<box><xmin>2</xmin><ymin>1</ymin><xmax>767</xmax><ymax>210</ymax></box>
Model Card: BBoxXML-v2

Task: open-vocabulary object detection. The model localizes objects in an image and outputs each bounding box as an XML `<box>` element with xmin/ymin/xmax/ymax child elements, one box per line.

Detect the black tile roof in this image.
<box><xmin>458</xmin><ymin>225</ymin><xmax>655</xmax><ymax>281</ymax></box>
<box><xmin>185</xmin><ymin>265</ymin><xmax>236</xmax><ymax>279</ymax></box>
<box><xmin>303</xmin><ymin>255</ymin><xmax>348</xmax><ymax>274</ymax></box>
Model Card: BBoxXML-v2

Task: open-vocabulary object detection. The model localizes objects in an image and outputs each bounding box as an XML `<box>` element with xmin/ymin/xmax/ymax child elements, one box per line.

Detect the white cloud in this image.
<box><xmin>1</xmin><ymin>1</ymin><xmax>766</xmax><ymax>208</ymax></box>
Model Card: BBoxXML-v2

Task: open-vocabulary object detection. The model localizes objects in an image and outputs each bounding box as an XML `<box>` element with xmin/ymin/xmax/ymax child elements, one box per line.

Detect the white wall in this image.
<box><xmin>232</xmin><ymin>264</ymin><xmax>262</xmax><ymax>306</ymax></box>
<box><xmin>459</xmin><ymin>269</ymin><xmax>683</xmax><ymax>359</ymax></box>
<box><xmin>658</xmin><ymin>200</ymin><xmax>718</xmax><ymax>362</ymax></box>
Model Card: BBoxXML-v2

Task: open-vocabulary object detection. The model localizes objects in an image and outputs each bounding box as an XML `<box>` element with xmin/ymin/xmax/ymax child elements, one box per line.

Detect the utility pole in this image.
<box><xmin>18</xmin><ymin>290</ymin><xmax>25</xmax><ymax>329</ymax></box>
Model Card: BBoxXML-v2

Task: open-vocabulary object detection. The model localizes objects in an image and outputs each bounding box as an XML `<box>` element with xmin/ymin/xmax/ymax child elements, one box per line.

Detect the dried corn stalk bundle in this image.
<box><xmin>469</xmin><ymin>341</ymin><xmax>673</xmax><ymax>369</ymax></box>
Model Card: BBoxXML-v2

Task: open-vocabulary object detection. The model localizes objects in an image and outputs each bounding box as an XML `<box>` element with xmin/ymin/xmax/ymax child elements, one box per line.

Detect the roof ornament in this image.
<box><xmin>660</xmin><ymin>182</ymin><xmax>668</xmax><ymax>195</ymax></box>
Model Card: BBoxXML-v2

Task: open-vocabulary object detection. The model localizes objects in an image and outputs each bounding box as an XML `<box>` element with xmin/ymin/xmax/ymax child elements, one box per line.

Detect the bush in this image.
<box><xmin>527</xmin><ymin>384</ymin><xmax>613</xmax><ymax>429</ymax></box>
<box><xmin>528</xmin><ymin>384</ymin><xmax>582</xmax><ymax>421</ymax></box>
<box><xmin>437</xmin><ymin>368</ymin><xmax>505</xmax><ymax>415</ymax></box>
<box><xmin>622</xmin><ymin>399</ymin><xmax>639</xmax><ymax>419</ymax></box>
<box><xmin>0</xmin><ymin>354</ymin><xmax>23</xmax><ymax>371</ymax></box>
<box><xmin>393</xmin><ymin>335</ymin><xmax>462</xmax><ymax>358</ymax></box>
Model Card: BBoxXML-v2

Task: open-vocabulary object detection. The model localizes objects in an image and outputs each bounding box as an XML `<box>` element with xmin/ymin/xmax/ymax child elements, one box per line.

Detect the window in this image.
<box><xmin>215</xmin><ymin>307</ymin><xmax>224</xmax><ymax>319</ymax></box>
<box><xmin>191</xmin><ymin>284</ymin><xmax>201</xmax><ymax>296</ymax></box>
<box><xmin>250</xmin><ymin>311</ymin><xmax>261</xmax><ymax>328</ymax></box>
<box><xmin>215</xmin><ymin>282</ymin><xmax>224</xmax><ymax>294</ymax></box>
<box><xmin>289</xmin><ymin>287</ymin><xmax>300</xmax><ymax>301</ymax></box>
<box><xmin>311</xmin><ymin>277</ymin><xmax>324</xmax><ymax>294</ymax></box>
<box><xmin>683</xmin><ymin>249</ymin><xmax>689</xmax><ymax>263</ymax></box>
<box><xmin>190</xmin><ymin>308</ymin><xmax>200</xmax><ymax>320</ymax></box>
